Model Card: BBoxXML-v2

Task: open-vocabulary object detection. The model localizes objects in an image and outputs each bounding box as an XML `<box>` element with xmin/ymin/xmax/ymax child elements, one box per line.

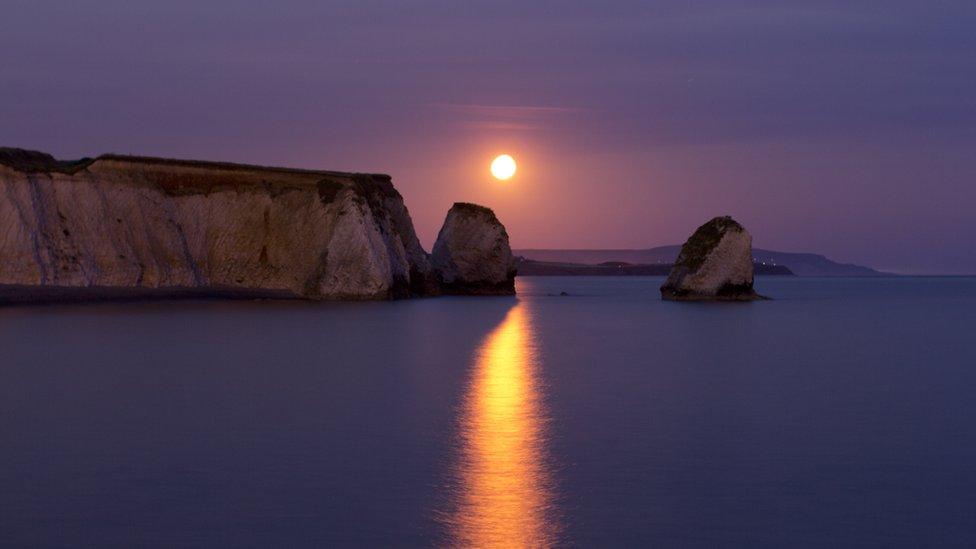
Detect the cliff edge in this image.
<box><xmin>0</xmin><ymin>148</ymin><xmax>440</xmax><ymax>302</ymax></box>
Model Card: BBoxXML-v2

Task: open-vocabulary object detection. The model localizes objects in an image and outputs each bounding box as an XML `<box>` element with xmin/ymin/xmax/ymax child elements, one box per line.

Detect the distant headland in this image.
<box><xmin>515</xmin><ymin>246</ymin><xmax>886</xmax><ymax>277</ymax></box>
<box><xmin>516</xmin><ymin>259</ymin><xmax>793</xmax><ymax>277</ymax></box>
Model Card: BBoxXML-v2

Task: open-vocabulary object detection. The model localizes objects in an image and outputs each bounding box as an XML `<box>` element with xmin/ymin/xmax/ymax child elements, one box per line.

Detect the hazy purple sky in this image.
<box><xmin>3</xmin><ymin>1</ymin><xmax>974</xmax><ymax>273</ymax></box>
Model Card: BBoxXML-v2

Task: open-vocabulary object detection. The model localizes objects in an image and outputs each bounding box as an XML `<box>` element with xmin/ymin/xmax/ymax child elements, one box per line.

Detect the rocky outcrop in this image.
<box><xmin>0</xmin><ymin>148</ymin><xmax>438</xmax><ymax>302</ymax></box>
<box><xmin>660</xmin><ymin>216</ymin><xmax>764</xmax><ymax>301</ymax></box>
<box><xmin>431</xmin><ymin>203</ymin><xmax>516</xmax><ymax>295</ymax></box>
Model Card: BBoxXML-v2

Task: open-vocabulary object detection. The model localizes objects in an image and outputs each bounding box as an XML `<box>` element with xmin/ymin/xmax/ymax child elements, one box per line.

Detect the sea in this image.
<box><xmin>2</xmin><ymin>276</ymin><xmax>975</xmax><ymax>547</ymax></box>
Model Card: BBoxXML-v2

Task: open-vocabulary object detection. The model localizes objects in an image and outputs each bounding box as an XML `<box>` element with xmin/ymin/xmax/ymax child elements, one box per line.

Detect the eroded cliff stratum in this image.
<box><xmin>0</xmin><ymin>148</ymin><xmax>471</xmax><ymax>302</ymax></box>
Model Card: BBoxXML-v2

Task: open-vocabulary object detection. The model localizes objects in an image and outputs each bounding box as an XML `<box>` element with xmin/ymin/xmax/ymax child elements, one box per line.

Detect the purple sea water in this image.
<box><xmin>2</xmin><ymin>276</ymin><xmax>975</xmax><ymax>547</ymax></box>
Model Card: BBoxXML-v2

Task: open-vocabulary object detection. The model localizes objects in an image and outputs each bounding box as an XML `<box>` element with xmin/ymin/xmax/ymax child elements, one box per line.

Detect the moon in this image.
<box><xmin>490</xmin><ymin>154</ymin><xmax>517</xmax><ymax>180</ymax></box>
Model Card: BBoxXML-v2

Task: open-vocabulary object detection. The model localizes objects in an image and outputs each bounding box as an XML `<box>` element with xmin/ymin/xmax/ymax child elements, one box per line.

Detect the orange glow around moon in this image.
<box><xmin>490</xmin><ymin>154</ymin><xmax>517</xmax><ymax>180</ymax></box>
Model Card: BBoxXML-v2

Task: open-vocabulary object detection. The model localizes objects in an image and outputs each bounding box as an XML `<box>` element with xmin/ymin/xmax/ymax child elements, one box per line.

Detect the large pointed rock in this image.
<box><xmin>431</xmin><ymin>203</ymin><xmax>516</xmax><ymax>295</ymax></box>
<box><xmin>660</xmin><ymin>216</ymin><xmax>763</xmax><ymax>301</ymax></box>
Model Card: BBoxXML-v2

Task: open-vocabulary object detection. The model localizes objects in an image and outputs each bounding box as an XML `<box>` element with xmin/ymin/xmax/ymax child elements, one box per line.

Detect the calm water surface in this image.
<box><xmin>2</xmin><ymin>277</ymin><xmax>976</xmax><ymax>547</ymax></box>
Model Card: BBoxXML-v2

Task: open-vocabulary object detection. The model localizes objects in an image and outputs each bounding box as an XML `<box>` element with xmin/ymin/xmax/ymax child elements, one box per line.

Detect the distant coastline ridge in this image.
<box><xmin>515</xmin><ymin>246</ymin><xmax>887</xmax><ymax>277</ymax></box>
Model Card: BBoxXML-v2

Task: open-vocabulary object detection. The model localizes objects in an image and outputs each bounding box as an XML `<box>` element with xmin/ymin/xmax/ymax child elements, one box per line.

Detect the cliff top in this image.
<box><xmin>675</xmin><ymin>216</ymin><xmax>746</xmax><ymax>270</ymax></box>
<box><xmin>450</xmin><ymin>202</ymin><xmax>498</xmax><ymax>217</ymax></box>
<box><xmin>0</xmin><ymin>148</ymin><xmax>95</xmax><ymax>174</ymax></box>
<box><xmin>0</xmin><ymin>147</ymin><xmax>390</xmax><ymax>180</ymax></box>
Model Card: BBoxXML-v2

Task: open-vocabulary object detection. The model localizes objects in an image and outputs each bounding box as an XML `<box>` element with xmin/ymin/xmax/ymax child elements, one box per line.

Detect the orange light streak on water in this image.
<box><xmin>445</xmin><ymin>304</ymin><xmax>559</xmax><ymax>548</ymax></box>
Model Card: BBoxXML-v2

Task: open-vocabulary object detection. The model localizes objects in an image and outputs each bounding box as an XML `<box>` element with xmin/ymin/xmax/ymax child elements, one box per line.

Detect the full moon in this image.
<box><xmin>490</xmin><ymin>154</ymin><xmax>517</xmax><ymax>180</ymax></box>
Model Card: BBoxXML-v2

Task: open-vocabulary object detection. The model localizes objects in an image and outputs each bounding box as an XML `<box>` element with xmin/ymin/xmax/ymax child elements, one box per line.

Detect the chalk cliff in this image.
<box><xmin>660</xmin><ymin>216</ymin><xmax>763</xmax><ymax>301</ymax></box>
<box><xmin>431</xmin><ymin>203</ymin><xmax>516</xmax><ymax>295</ymax></box>
<box><xmin>0</xmin><ymin>148</ymin><xmax>439</xmax><ymax>302</ymax></box>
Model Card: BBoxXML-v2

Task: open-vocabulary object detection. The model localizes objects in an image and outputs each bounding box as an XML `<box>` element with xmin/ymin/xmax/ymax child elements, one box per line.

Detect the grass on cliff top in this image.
<box><xmin>0</xmin><ymin>148</ymin><xmax>95</xmax><ymax>174</ymax></box>
<box><xmin>96</xmin><ymin>154</ymin><xmax>391</xmax><ymax>180</ymax></box>
<box><xmin>0</xmin><ymin>147</ymin><xmax>391</xmax><ymax>181</ymax></box>
<box><xmin>452</xmin><ymin>202</ymin><xmax>499</xmax><ymax>218</ymax></box>
<box><xmin>0</xmin><ymin>148</ymin><xmax>405</xmax><ymax>203</ymax></box>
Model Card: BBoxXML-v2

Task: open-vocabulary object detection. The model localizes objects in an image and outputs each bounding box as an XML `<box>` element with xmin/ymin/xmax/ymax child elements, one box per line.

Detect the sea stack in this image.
<box><xmin>0</xmin><ymin>148</ymin><xmax>441</xmax><ymax>302</ymax></box>
<box><xmin>431</xmin><ymin>202</ymin><xmax>517</xmax><ymax>295</ymax></box>
<box><xmin>660</xmin><ymin>216</ymin><xmax>763</xmax><ymax>301</ymax></box>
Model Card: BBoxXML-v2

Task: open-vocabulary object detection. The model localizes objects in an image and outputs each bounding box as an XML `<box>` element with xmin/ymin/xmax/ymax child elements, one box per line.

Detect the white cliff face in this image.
<box><xmin>660</xmin><ymin>216</ymin><xmax>762</xmax><ymax>301</ymax></box>
<box><xmin>0</xmin><ymin>150</ymin><xmax>433</xmax><ymax>301</ymax></box>
<box><xmin>431</xmin><ymin>203</ymin><xmax>516</xmax><ymax>295</ymax></box>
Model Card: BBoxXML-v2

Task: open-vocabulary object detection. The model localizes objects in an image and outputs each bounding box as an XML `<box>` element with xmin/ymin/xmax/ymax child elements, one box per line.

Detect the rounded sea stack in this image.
<box><xmin>660</xmin><ymin>216</ymin><xmax>764</xmax><ymax>301</ymax></box>
<box><xmin>431</xmin><ymin>202</ymin><xmax>516</xmax><ymax>295</ymax></box>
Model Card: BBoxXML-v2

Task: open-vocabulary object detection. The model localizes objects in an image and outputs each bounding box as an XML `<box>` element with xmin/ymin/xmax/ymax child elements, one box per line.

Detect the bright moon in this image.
<box><xmin>490</xmin><ymin>154</ymin><xmax>517</xmax><ymax>180</ymax></box>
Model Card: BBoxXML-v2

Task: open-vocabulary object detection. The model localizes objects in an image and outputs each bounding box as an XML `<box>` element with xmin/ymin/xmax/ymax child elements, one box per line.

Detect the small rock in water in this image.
<box><xmin>660</xmin><ymin>215</ymin><xmax>765</xmax><ymax>301</ymax></box>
